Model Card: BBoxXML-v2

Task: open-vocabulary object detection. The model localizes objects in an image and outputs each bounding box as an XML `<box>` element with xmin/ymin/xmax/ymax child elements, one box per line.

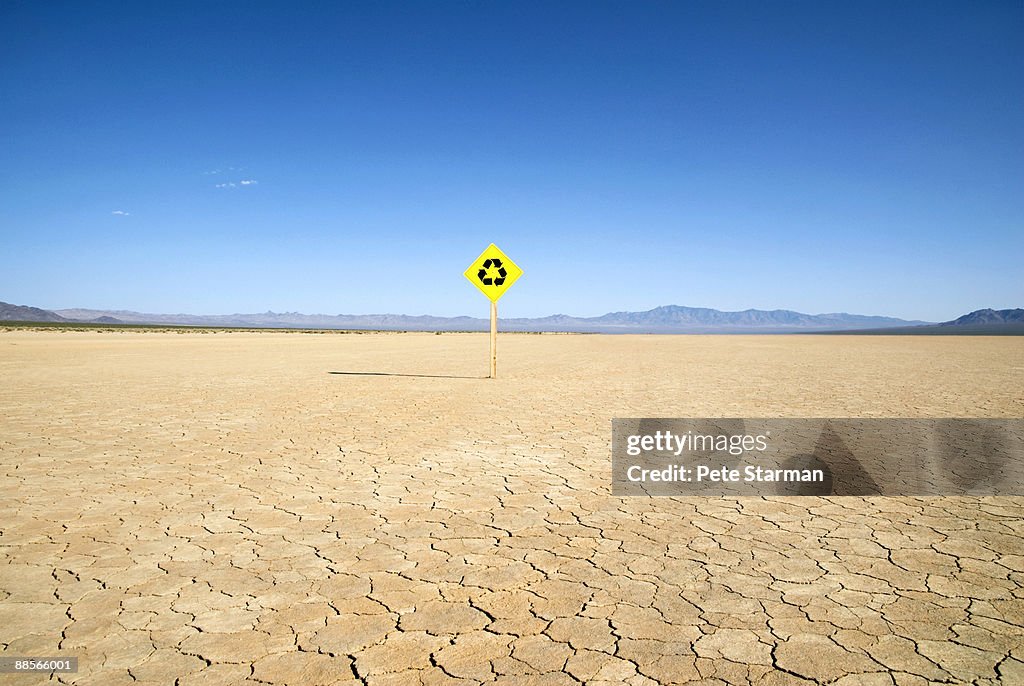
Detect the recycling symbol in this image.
<box><xmin>463</xmin><ymin>244</ymin><xmax>521</xmax><ymax>302</ymax></box>
<box><xmin>477</xmin><ymin>258</ymin><xmax>508</xmax><ymax>287</ymax></box>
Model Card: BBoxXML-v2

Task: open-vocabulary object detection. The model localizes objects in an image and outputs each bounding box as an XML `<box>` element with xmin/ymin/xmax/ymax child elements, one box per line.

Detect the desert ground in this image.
<box><xmin>1</xmin><ymin>330</ymin><xmax>1022</xmax><ymax>686</ymax></box>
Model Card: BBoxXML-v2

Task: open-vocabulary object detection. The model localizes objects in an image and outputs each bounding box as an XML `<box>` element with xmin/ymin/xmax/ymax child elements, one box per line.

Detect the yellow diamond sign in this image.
<box><xmin>463</xmin><ymin>243</ymin><xmax>523</xmax><ymax>302</ymax></box>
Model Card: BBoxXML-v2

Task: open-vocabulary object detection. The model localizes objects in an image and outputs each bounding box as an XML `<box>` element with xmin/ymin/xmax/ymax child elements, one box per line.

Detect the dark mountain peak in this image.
<box><xmin>0</xmin><ymin>301</ymin><xmax>68</xmax><ymax>322</ymax></box>
<box><xmin>947</xmin><ymin>309</ymin><xmax>1024</xmax><ymax>326</ymax></box>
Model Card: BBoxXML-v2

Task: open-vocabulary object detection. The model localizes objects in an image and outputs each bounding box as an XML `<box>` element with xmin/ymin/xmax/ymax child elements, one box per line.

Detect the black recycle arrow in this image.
<box><xmin>478</xmin><ymin>258</ymin><xmax>509</xmax><ymax>287</ymax></box>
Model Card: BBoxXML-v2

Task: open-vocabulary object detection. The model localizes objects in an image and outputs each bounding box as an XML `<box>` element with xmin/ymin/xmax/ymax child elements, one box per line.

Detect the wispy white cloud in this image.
<box><xmin>111</xmin><ymin>210</ymin><xmax>130</xmax><ymax>216</ymax></box>
<box><xmin>215</xmin><ymin>179</ymin><xmax>258</xmax><ymax>188</ymax></box>
<box><xmin>204</xmin><ymin>166</ymin><xmax>243</xmax><ymax>175</ymax></box>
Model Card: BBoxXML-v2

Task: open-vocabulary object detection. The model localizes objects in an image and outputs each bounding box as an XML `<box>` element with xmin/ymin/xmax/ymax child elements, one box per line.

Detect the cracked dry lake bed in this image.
<box><xmin>1</xmin><ymin>330</ymin><xmax>1023</xmax><ymax>685</ymax></box>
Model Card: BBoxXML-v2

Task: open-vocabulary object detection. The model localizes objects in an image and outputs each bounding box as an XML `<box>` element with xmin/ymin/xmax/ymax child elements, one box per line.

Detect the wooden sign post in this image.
<box><xmin>490</xmin><ymin>300</ymin><xmax>498</xmax><ymax>379</ymax></box>
<box><xmin>463</xmin><ymin>243</ymin><xmax>523</xmax><ymax>379</ymax></box>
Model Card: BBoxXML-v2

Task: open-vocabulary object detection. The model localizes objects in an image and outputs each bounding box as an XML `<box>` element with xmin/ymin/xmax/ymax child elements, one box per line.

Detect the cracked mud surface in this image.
<box><xmin>1</xmin><ymin>331</ymin><xmax>1022</xmax><ymax>685</ymax></box>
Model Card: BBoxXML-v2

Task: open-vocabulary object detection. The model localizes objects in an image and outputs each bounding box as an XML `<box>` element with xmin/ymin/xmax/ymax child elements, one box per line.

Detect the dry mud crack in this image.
<box><xmin>1</xmin><ymin>331</ymin><xmax>1022</xmax><ymax>685</ymax></box>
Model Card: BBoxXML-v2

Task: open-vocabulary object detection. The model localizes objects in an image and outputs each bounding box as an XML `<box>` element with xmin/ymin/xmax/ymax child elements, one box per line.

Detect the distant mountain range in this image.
<box><xmin>2</xmin><ymin>300</ymin><xmax>1021</xmax><ymax>333</ymax></box>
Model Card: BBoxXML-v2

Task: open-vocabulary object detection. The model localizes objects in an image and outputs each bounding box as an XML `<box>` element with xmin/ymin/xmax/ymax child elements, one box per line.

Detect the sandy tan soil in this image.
<box><xmin>1</xmin><ymin>331</ymin><xmax>1022</xmax><ymax>685</ymax></box>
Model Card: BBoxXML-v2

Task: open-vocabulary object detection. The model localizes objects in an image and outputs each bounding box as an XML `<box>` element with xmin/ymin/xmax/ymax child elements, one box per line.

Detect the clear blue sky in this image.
<box><xmin>2</xmin><ymin>1</ymin><xmax>1021</xmax><ymax>321</ymax></box>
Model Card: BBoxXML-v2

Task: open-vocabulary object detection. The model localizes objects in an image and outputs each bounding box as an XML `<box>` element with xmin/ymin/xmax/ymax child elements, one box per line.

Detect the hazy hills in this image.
<box><xmin>50</xmin><ymin>304</ymin><xmax>929</xmax><ymax>332</ymax></box>
<box><xmin>2</xmin><ymin>300</ymin><xmax>930</xmax><ymax>332</ymax></box>
<box><xmin>561</xmin><ymin>305</ymin><xmax>928</xmax><ymax>332</ymax></box>
<box><xmin>5</xmin><ymin>300</ymin><xmax>1022</xmax><ymax>333</ymax></box>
